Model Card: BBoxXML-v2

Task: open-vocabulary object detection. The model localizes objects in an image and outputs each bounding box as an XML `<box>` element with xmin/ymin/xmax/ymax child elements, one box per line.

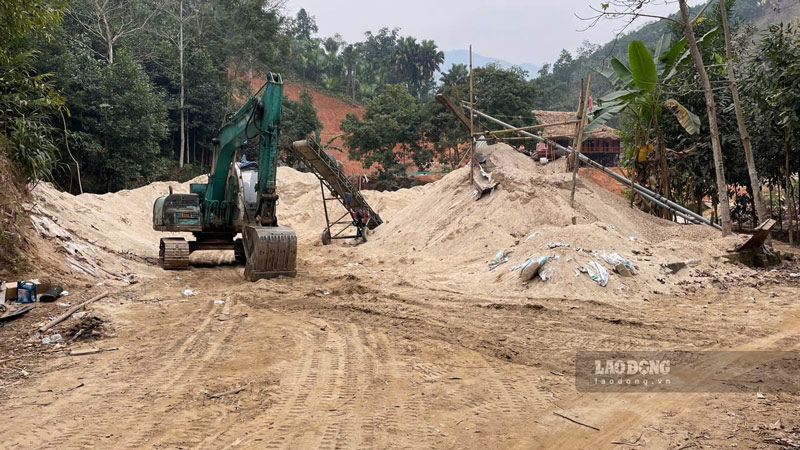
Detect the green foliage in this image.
<box><xmin>417</xmin><ymin>65</ymin><xmax>472</xmax><ymax>170</ymax></box>
<box><xmin>472</xmin><ymin>63</ymin><xmax>537</xmax><ymax>129</ymax></box>
<box><xmin>283</xmin><ymin>13</ymin><xmax>446</xmax><ymax>103</ymax></box>
<box><xmin>280</xmin><ymin>89</ymin><xmax>323</xmax><ymax>169</ymax></box>
<box><xmin>0</xmin><ymin>0</ymin><xmax>65</xmax><ymax>62</ymax></box>
<box><xmin>50</xmin><ymin>49</ymin><xmax>168</xmax><ymax>191</ymax></box>
<box><xmin>341</xmin><ymin>85</ymin><xmax>429</xmax><ymax>182</ymax></box>
<box><xmin>0</xmin><ymin>0</ymin><xmax>66</xmax><ymax>183</ymax></box>
<box><xmin>590</xmin><ymin>38</ymin><xmax>700</xmax><ymax>136</ymax></box>
<box><xmin>744</xmin><ymin>22</ymin><xmax>800</xmax><ymax>186</ymax></box>
<box><xmin>628</xmin><ymin>41</ymin><xmax>658</xmax><ymax>92</ymax></box>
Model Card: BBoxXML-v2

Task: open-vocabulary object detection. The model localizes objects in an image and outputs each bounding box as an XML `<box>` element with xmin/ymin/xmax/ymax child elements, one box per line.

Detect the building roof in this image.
<box><xmin>532</xmin><ymin>110</ymin><xmax>619</xmax><ymax>140</ymax></box>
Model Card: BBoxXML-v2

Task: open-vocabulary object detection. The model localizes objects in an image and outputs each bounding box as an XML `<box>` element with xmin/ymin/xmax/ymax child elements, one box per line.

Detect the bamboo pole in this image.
<box><xmin>475</xmin><ymin>120</ymin><xmax>580</xmax><ymax>136</ymax></box>
<box><xmin>469</xmin><ymin>45</ymin><xmax>474</xmax><ymax>157</ymax></box>
<box><xmin>570</xmin><ymin>74</ymin><xmax>592</xmax><ymax>209</ymax></box>
<box><xmin>476</xmin><ymin>136</ymin><xmax>539</xmax><ymax>142</ymax></box>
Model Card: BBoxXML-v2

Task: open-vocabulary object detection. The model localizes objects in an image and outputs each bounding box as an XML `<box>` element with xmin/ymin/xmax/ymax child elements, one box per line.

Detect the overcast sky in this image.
<box><xmin>283</xmin><ymin>0</ymin><xmax>706</xmax><ymax>64</ymax></box>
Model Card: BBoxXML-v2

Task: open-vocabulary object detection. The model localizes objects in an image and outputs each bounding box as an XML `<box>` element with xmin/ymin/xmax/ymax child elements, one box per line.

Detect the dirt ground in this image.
<box><xmin>3</xmin><ymin>144</ymin><xmax>800</xmax><ymax>449</ymax></box>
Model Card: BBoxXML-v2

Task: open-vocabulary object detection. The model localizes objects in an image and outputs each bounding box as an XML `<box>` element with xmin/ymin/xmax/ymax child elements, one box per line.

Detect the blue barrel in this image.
<box><xmin>17</xmin><ymin>282</ymin><xmax>37</xmax><ymax>303</ymax></box>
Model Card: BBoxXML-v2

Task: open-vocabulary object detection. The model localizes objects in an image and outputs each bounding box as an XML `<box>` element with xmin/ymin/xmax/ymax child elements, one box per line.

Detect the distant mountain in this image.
<box><xmin>441</xmin><ymin>50</ymin><xmax>541</xmax><ymax>80</ymax></box>
<box><xmin>590</xmin><ymin>0</ymin><xmax>800</xmax><ymax>64</ymax></box>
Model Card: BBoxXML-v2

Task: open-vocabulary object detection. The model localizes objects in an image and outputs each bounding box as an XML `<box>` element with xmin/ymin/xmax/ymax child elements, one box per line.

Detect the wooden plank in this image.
<box><xmin>39</xmin><ymin>291</ymin><xmax>109</xmax><ymax>333</ymax></box>
<box><xmin>735</xmin><ymin>219</ymin><xmax>777</xmax><ymax>251</ymax></box>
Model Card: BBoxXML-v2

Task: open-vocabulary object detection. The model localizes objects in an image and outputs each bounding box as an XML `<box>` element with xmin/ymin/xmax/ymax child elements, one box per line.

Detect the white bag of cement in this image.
<box><xmin>520</xmin><ymin>256</ymin><xmax>549</xmax><ymax>282</ymax></box>
<box><xmin>599</xmin><ymin>253</ymin><xmax>636</xmax><ymax>275</ymax></box>
<box><xmin>538</xmin><ymin>265</ymin><xmax>554</xmax><ymax>281</ymax></box>
<box><xmin>584</xmin><ymin>261</ymin><xmax>609</xmax><ymax>287</ymax></box>
<box><xmin>489</xmin><ymin>250</ymin><xmax>511</xmax><ymax>270</ymax></box>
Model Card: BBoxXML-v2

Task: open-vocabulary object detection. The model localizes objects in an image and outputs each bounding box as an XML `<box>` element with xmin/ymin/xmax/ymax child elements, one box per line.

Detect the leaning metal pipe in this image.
<box><xmin>464</xmin><ymin>103</ymin><xmax>721</xmax><ymax>230</ymax></box>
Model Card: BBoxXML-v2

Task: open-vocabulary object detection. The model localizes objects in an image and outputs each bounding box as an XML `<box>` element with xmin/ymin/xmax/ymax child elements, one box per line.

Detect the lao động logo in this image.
<box><xmin>592</xmin><ymin>358</ymin><xmax>671</xmax><ymax>387</ymax></box>
<box><xmin>576</xmin><ymin>351</ymin><xmax>800</xmax><ymax>393</ymax></box>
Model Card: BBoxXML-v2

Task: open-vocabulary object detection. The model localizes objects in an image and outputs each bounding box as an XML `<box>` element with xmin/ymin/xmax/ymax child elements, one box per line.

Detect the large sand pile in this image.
<box><xmin>363</xmin><ymin>143</ymin><xmax>746</xmax><ymax>300</ymax></box>
<box><xmin>29</xmin><ymin>143</ymin><xmax>749</xmax><ymax>300</ymax></box>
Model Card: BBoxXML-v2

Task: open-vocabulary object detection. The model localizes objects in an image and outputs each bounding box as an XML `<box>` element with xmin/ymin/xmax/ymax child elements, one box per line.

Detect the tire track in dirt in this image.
<box><xmin>123</xmin><ymin>296</ymin><xmax>240</xmax><ymax>449</ymax></box>
<box><xmin>225</xmin><ymin>329</ymin><xmax>327</xmax><ymax>449</ymax></box>
<box><xmin>331</xmin><ymin>323</ymin><xmax>369</xmax><ymax>450</ymax></box>
<box><xmin>2</xmin><ymin>298</ymin><xmax>225</xmax><ymax>450</ymax></box>
<box><xmin>190</xmin><ymin>341</ymin><xmax>314</xmax><ymax>449</ymax></box>
<box><xmin>141</xmin><ymin>298</ymin><xmax>251</xmax><ymax>448</ymax></box>
<box><xmin>355</xmin><ymin>324</ymin><xmax>384</xmax><ymax>449</ymax></box>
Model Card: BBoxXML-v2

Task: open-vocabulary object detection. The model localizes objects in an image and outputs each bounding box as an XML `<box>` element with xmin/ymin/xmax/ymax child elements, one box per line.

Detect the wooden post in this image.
<box><xmin>570</xmin><ymin>74</ymin><xmax>592</xmax><ymax>209</ymax></box>
<box><xmin>572</xmin><ymin>79</ymin><xmax>585</xmax><ymax>173</ymax></box>
<box><xmin>467</xmin><ymin>45</ymin><xmax>475</xmax><ymax>183</ymax></box>
<box><xmin>469</xmin><ymin>45</ymin><xmax>474</xmax><ymax>157</ymax></box>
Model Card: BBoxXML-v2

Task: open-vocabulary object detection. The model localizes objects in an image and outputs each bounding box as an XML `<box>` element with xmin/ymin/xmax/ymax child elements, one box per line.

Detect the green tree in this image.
<box><xmin>746</xmin><ymin>23</ymin><xmax>800</xmax><ymax>242</ymax></box>
<box><xmin>472</xmin><ymin>63</ymin><xmax>537</xmax><ymax>130</ymax></box>
<box><xmin>280</xmin><ymin>89</ymin><xmax>323</xmax><ymax>169</ymax></box>
<box><xmin>51</xmin><ymin>49</ymin><xmax>168</xmax><ymax>192</ymax></box>
<box><xmin>341</xmin><ymin>84</ymin><xmax>430</xmax><ymax>184</ymax></box>
<box><xmin>0</xmin><ymin>0</ymin><xmax>67</xmax><ymax>183</ymax></box>
<box><xmin>293</xmin><ymin>8</ymin><xmax>318</xmax><ymax>41</ymax></box>
<box><xmin>590</xmin><ymin>38</ymin><xmax>702</xmax><ymax>216</ymax></box>
<box><xmin>440</xmin><ymin>63</ymin><xmax>468</xmax><ymax>87</ymax></box>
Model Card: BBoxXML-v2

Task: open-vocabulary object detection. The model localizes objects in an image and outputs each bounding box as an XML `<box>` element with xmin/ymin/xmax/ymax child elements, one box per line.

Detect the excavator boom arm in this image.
<box><xmin>207</xmin><ymin>73</ymin><xmax>283</xmax><ymax>226</ymax></box>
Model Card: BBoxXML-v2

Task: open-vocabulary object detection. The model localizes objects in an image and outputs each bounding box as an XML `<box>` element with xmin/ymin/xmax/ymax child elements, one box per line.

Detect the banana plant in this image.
<box><xmin>586</xmin><ymin>32</ymin><xmax>714</xmax><ymax>214</ymax></box>
<box><xmin>587</xmin><ymin>33</ymin><xmax>713</xmax><ymax>136</ymax></box>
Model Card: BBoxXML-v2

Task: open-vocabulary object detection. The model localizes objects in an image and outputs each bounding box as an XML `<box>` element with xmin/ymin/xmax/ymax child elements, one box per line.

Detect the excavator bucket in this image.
<box><xmin>242</xmin><ymin>225</ymin><xmax>298</xmax><ymax>281</ymax></box>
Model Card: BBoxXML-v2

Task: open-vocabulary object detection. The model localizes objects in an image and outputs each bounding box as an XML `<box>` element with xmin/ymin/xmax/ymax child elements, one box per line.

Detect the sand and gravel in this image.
<box><xmin>6</xmin><ymin>143</ymin><xmax>800</xmax><ymax>449</ymax></box>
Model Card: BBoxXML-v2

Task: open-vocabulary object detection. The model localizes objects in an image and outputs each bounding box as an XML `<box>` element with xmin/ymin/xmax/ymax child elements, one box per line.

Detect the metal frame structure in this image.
<box><xmin>290</xmin><ymin>138</ymin><xmax>382</xmax><ymax>244</ymax></box>
<box><xmin>319</xmin><ymin>180</ymin><xmax>363</xmax><ymax>244</ymax></box>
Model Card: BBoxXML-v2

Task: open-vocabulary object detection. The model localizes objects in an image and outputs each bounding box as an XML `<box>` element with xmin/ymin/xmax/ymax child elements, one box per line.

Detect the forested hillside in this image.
<box><xmin>530</xmin><ymin>0</ymin><xmax>800</xmax><ymax>111</ymax></box>
<box><xmin>2</xmin><ymin>0</ymin><xmax>798</xmax><ymax>196</ymax></box>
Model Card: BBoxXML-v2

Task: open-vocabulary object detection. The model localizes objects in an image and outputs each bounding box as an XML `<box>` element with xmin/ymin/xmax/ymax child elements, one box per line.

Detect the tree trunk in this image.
<box><xmin>571</xmin><ymin>75</ymin><xmax>592</xmax><ymax>209</ymax></box>
<box><xmin>720</xmin><ymin>0</ymin><xmax>767</xmax><ymax>227</ymax></box>
<box><xmin>787</xmin><ymin>128</ymin><xmax>796</xmax><ymax>245</ymax></box>
<box><xmin>769</xmin><ymin>184</ymin><xmax>774</xmax><ymax>220</ymax></box>
<box><xmin>678</xmin><ymin>0</ymin><xmax>732</xmax><ymax>236</ymax></box>
<box><xmin>778</xmin><ymin>183</ymin><xmax>783</xmax><ymax>231</ymax></box>
<box><xmin>179</xmin><ymin>0</ymin><xmax>186</xmax><ymax>168</ymax></box>
<box><xmin>655</xmin><ymin>114</ymin><xmax>671</xmax><ymax>220</ymax></box>
<box><xmin>102</xmin><ymin>12</ymin><xmax>114</xmax><ymax>64</ymax></box>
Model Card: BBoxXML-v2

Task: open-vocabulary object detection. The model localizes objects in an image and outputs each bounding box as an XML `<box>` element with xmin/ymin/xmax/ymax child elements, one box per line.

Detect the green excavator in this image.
<box><xmin>152</xmin><ymin>73</ymin><xmax>296</xmax><ymax>281</ymax></box>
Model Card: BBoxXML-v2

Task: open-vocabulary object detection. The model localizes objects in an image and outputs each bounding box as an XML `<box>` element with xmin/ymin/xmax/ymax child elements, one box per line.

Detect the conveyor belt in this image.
<box><xmin>291</xmin><ymin>138</ymin><xmax>382</xmax><ymax>230</ymax></box>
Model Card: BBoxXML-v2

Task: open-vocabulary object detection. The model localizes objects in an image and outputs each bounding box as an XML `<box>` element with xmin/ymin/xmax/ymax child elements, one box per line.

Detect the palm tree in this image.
<box><xmin>419</xmin><ymin>40</ymin><xmax>444</xmax><ymax>80</ymax></box>
<box><xmin>341</xmin><ymin>44</ymin><xmax>359</xmax><ymax>100</ymax></box>
<box><xmin>441</xmin><ymin>63</ymin><xmax>468</xmax><ymax>87</ymax></box>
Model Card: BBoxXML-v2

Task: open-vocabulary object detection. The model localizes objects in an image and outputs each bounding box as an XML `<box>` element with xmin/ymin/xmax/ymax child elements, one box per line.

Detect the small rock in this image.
<box><xmin>662</xmin><ymin>261</ymin><xmax>687</xmax><ymax>274</ymax></box>
<box><xmin>615</xmin><ymin>263</ymin><xmax>632</xmax><ymax>277</ymax></box>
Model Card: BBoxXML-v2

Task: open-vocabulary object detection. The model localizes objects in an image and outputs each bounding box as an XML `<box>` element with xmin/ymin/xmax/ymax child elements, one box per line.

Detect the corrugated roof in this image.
<box><xmin>532</xmin><ymin>110</ymin><xmax>619</xmax><ymax>140</ymax></box>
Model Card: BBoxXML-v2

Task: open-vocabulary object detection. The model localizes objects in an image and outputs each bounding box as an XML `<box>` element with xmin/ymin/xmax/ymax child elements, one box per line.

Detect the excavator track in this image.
<box><xmin>159</xmin><ymin>237</ymin><xmax>190</xmax><ymax>270</ymax></box>
<box><xmin>242</xmin><ymin>226</ymin><xmax>297</xmax><ymax>281</ymax></box>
